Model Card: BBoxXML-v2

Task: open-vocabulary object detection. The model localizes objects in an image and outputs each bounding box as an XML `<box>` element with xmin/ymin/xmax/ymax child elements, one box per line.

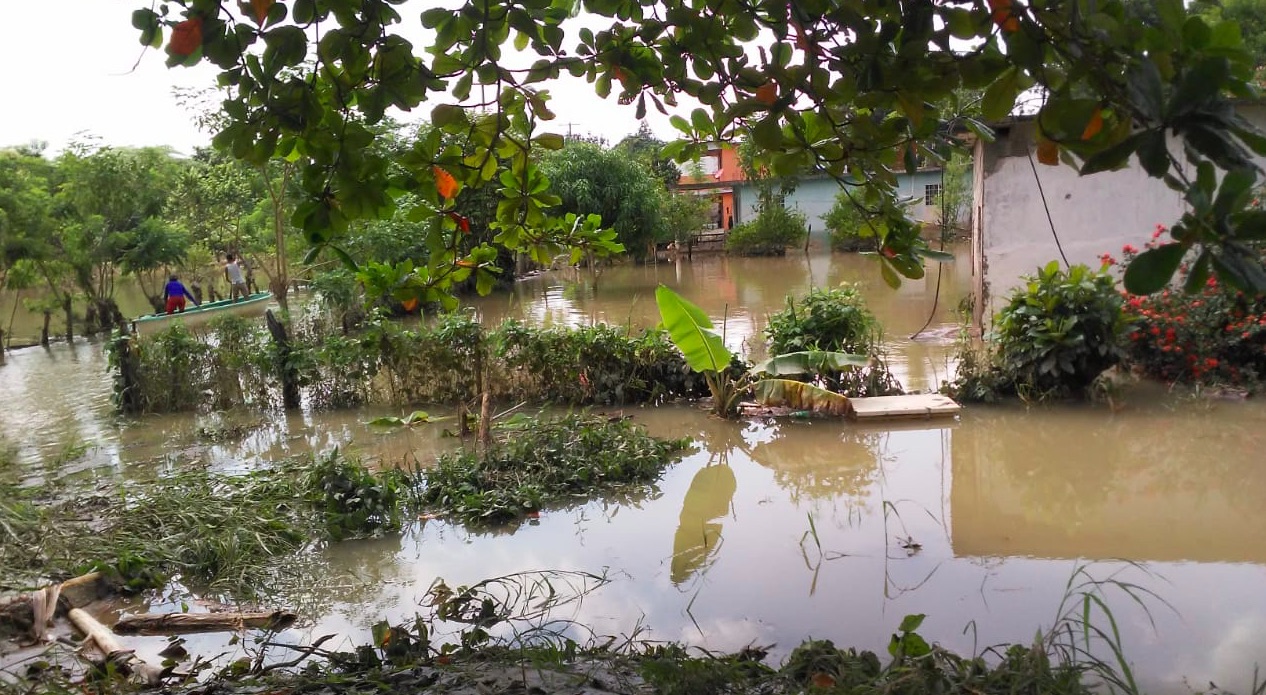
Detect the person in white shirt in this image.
<box><xmin>224</xmin><ymin>253</ymin><xmax>249</xmax><ymax>301</ymax></box>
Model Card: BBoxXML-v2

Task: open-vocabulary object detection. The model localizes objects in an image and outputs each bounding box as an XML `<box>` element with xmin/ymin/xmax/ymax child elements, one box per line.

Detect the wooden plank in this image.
<box><xmin>849</xmin><ymin>394</ymin><xmax>961</xmax><ymax>420</ymax></box>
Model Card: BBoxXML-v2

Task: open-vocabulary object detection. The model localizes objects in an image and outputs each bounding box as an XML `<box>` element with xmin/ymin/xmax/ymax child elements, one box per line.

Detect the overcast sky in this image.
<box><xmin>0</xmin><ymin>1</ymin><xmax>680</xmax><ymax>155</ymax></box>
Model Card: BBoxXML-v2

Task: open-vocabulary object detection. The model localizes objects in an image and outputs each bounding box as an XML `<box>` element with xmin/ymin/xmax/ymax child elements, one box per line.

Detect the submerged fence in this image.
<box><xmin>108</xmin><ymin>311</ymin><xmax>710</xmax><ymax>415</ymax></box>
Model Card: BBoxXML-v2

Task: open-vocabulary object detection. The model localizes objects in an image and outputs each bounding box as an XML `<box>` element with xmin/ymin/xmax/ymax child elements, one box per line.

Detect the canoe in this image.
<box><xmin>131</xmin><ymin>292</ymin><xmax>274</xmax><ymax>337</ymax></box>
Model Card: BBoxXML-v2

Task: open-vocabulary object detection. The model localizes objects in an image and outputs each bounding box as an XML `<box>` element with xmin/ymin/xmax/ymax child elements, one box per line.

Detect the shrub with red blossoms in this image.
<box><xmin>1116</xmin><ymin>234</ymin><xmax>1266</xmax><ymax>389</ymax></box>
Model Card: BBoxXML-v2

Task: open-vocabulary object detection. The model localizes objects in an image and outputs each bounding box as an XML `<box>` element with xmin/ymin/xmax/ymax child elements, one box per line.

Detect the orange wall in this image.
<box><xmin>678</xmin><ymin>144</ymin><xmax>747</xmax><ymax>185</ymax></box>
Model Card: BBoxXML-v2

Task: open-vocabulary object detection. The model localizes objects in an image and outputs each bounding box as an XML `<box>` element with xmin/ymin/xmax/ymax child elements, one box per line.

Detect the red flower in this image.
<box><xmin>1122</xmin><ymin>244</ymin><xmax>1138</xmax><ymax>254</ymax></box>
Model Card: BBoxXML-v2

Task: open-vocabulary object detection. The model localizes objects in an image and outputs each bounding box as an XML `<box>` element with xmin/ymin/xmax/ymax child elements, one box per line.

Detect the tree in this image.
<box><xmin>132</xmin><ymin>0</ymin><xmax>1266</xmax><ymax>298</ymax></box>
<box><xmin>1195</xmin><ymin>0</ymin><xmax>1266</xmax><ymax>71</ymax></box>
<box><xmin>540</xmin><ymin>141</ymin><xmax>667</xmax><ymax>260</ymax></box>
<box><xmin>615</xmin><ymin>123</ymin><xmax>681</xmax><ymax>188</ymax></box>
<box><xmin>54</xmin><ymin>145</ymin><xmax>183</xmax><ymax>331</ymax></box>
<box><xmin>934</xmin><ymin>152</ymin><xmax>972</xmax><ymax>241</ymax></box>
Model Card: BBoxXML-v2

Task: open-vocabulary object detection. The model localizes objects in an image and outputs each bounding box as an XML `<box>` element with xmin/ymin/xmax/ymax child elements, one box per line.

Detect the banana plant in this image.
<box><xmin>655</xmin><ymin>286</ymin><xmax>868</xmax><ymax>417</ymax></box>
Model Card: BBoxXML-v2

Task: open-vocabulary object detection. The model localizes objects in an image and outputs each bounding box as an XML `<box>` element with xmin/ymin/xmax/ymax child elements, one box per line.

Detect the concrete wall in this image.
<box><xmin>974</xmin><ymin>104</ymin><xmax>1266</xmax><ymax>328</ymax></box>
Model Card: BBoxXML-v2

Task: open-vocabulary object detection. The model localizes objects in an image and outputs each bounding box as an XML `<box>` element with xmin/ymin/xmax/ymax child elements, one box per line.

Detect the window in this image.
<box><xmin>924</xmin><ymin>183</ymin><xmax>941</xmax><ymax>206</ymax></box>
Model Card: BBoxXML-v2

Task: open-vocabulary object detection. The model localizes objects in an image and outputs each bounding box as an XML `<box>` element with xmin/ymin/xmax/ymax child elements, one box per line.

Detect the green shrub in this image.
<box><xmin>726</xmin><ymin>205</ymin><xmax>807</xmax><ymax>256</ymax></box>
<box><xmin>824</xmin><ymin>193</ymin><xmax>880</xmax><ymax>253</ymax></box>
<box><xmin>766</xmin><ymin>286</ymin><xmax>877</xmax><ymax>355</ymax></box>
<box><xmin>956</xmin><ymin>262</ymin><xmax>1128</xmax><ymax>400</ymax></box>
<box><xmin>763</xmin><ymin>286</ymin><xmax>902</xmax><ymax>397</ymax></box>
<box><xmin>495</xmin><ymin>320</ymin><xmax>707</xmax><ymax>405</ymax></box>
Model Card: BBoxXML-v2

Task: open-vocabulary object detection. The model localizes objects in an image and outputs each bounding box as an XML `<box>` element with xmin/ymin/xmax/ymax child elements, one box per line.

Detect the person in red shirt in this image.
<box><xmin>164</xmin><ymin>275</ymin><xmax>201</xmax><ymax>314</ymax></box>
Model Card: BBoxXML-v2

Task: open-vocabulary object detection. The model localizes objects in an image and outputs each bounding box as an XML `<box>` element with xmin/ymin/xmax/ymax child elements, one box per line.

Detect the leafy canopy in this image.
<box><xmin>134</xmin><ymin>0</ymin><xmax>1266</xmax><ymax>297</ymax></box>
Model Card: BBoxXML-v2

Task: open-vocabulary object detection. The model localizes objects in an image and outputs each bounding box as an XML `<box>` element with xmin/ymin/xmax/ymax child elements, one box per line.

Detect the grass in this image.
<box><xmin>418</xmin><ymin>413</ymin><xmax>691</xmax><ymax>525</ymax></box>
<box><xmin>0</xmin><ymin>451</ymin><xmax>405</xmax><ymax>597</ymax></box>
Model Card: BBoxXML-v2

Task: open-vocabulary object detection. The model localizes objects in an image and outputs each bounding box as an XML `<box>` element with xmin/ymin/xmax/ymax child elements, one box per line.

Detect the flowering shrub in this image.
<box><xmin>1114</xmin><ymin>225</ymin><xmax>1266</xmax><ymax>389</ymax></box>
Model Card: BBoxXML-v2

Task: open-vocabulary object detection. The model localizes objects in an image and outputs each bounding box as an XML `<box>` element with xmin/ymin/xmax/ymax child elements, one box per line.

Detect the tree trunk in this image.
<box><xmin>63</xmin><ymin>297</ymin><xmax>74</xmax><ymax>343</ymax></box>
<box><xmin>0</xmin><ymin>327</ymin><xmax>5</xmax><ymax>365</ymax></box>
<box><xmin>41</xmin><ymin>312</ymin><xmax>51</xmax><ymax>347</ymax></box>
<box><xmin>270</xmin><ymin>275</ymin><xmax>289</xmax><ymax>313</ymax></box>
<box><xmin>114</xmin><ymin>330</ymin><xmax>143</xmax><ymax>415</ymax></box>
<box><xmin>266</xmin><ymin>309</ymin><xmax>300</xmax><ymax>409</ymax></box>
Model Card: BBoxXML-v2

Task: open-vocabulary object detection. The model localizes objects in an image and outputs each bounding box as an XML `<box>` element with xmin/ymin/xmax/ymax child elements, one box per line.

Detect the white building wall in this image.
<box><xmin>975</xmin><ymin>106</ymin><xmax>1266</xmax><ymax>326</ymax></box>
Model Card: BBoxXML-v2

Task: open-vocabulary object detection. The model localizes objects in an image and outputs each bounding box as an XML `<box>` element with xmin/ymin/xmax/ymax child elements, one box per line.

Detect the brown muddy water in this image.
<box><xmin>3</xmin><ymin>248</ymin><xmax>1266</xmax><ymax>693</ymax></box>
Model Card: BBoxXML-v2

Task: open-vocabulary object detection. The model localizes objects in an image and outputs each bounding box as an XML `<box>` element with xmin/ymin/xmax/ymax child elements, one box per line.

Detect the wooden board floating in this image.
<box><xmin>848</xmin><ymin>394</ymin><xmax>961</xmax><ymax>421</ymax></box>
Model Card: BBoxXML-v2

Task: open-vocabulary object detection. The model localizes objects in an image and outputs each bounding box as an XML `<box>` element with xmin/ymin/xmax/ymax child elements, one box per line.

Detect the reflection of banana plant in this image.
<box><xmin>655</xmin><ymin>285</ymin><xmax>868</xmax><ymax>417</ymax></box>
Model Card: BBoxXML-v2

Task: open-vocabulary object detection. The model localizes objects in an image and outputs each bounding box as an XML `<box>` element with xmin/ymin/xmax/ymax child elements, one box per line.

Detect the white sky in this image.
<box><xmin>0</xmin><ymin>0</ymin><xmax>681</xmax><ymax>155</ymax></box>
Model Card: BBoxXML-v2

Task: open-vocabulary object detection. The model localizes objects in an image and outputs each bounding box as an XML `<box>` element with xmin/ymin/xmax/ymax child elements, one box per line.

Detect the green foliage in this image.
<box><xmin>764</xmin><ymin>286</ymin><xmax>902</xmax><ymax>397</ymax></box>
<box><xmin>496</xmin><ymin>320</ymin><xmax>707</xmax><ymax>405</ymax></box>
<box><xmin>540</xmin><ymin>141</ymin><xmax>668</xmax><ymax>260</ymax></box>
<box><xmin>418</xmin><ymin>414</ymin><xmax>690</xmax><ymax>525</ymax></box>
<box><xmin>109</xmin><ymin>0</ymin><xmax>1266</xmax><ymax>309</ymax></box>
<box><xmin>956</xmin><ymin>263</ymin><xmax>1129</xmax><ymax>401</ymax></box>
<box><xmin>766</xmin><ymin>286</ymin><xmax>877</xmax><ymax>355</ymax></box>
<box><xmin>115</xmin><ymin>311</ymin><xmax>712</xmax><ymax>414</ymax></box>
<box><xmin>725</xmin><ymin>205</ymin><xmax>807</xmax><ymax>256</ymax></box>
<box><xmin>306</xmin><ymin>449</ymin><xmax>405</xmax><ymax>540</ymax></box>
<box><xmin>825</xmin><ymin>191</ymin><xmax>881</xmax><ymax>253</ymax></box>
<box><xmin>655</xmin><ymin>285</ymin><xmax>873</xmax><ymax>415</ymax></box>
<box><xmin>659</xmin><ymin>190</ymin><xmax>713</xmax><ymax>244</ymax></box>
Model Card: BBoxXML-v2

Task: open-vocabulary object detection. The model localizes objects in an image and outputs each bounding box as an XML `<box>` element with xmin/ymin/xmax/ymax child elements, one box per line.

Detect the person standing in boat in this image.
<box><xmin>164</xmin><ymin>275</ymin><xmax>201</xmax><ymax>314</ymax></box>
<box><xmin>224</xmin><ymin>253</ymin><xmax>249</xmax><ymax>301</ymax></box>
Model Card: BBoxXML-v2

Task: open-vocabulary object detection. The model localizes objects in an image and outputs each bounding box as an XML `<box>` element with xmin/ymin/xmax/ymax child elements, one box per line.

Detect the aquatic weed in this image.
<box><xmin>419</xmin><ymin>414</ymin><xmax>690</xmax><ymax>525</ymax></box>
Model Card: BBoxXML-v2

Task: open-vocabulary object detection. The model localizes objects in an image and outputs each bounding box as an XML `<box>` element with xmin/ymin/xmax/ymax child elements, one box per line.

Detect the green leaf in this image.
<box><xmin>654</xmin><ymin>285</ymin><xmax>734</xmax><ymax>374</ymax></box>
<box><xmin>1183</xmin><ymin>250</ymin><xmax>1212</xmax><ymax>293</ymax></box>
<box><xmin>432</xmin><ymin>104</ymin><xmax>466</xmax><ymax>128</ymax></box>
<box><xmin>750</xmin><ymin>351</ymin><xmax>870</xmax><ymax>376</ymax></box>
<box><xmin>981</xmin><ymin>67</ymin><xmax>1020</xmax><ymax>121</ymax></box>
<box><xmin>1123</xmin><ymin>243</ymin><xmax>1185</xmax><ymax>294</ymax></box>
<box><xmin>1080</xmin><ymin>133</ymin><xmax>1139</xmax><ymax>175</ymax></box>
<box><xmin>533</xmin><ymin>133</ymin><xmax>565</xmax><ymax>150</ymax></box>
<box><xmin>899</xmin><ymin>614</ymin><xmax>927</xmax><ymax>632</ymax></box>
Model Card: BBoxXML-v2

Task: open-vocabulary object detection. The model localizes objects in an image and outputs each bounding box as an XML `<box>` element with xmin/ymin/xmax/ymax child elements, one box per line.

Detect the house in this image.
<box><xmin>675</xmin><ymin>143</ymin><xmax>745</xmax><ymax>232</ymax></box>
<box><xmin>675</xmin><ymin>143</ymin><xmax>960</xmax><ymax>249</ymax></box>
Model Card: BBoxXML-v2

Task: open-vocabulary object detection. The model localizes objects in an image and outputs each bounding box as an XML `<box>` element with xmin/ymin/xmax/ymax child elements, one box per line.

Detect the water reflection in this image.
<box><xmin>951</xmin><ymin>400</ymin><xmax>1266</xmax><ymax>563</ymax></box>
<box><xmin>670</xmin><ymin>463</ymin><xmax>736</xmax><ymax>586</ymax></box>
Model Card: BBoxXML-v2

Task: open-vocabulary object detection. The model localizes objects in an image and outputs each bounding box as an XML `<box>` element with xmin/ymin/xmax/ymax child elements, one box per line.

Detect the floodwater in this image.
<box><xmin>3</xmin><ymin>247</ymin><xmax>1266</xmax><ymax>693</ymax></box>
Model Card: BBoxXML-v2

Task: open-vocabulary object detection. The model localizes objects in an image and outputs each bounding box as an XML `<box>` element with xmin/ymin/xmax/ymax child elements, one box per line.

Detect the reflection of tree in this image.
<box><xmin>670</xmin><ymin>464</ymin><xmax>736</xmax><ymax>586</ymax></box>
<box><xmin>747</xmin><ymin>426</ymin><xmax>883</xmax><ymax>503</ymax></box>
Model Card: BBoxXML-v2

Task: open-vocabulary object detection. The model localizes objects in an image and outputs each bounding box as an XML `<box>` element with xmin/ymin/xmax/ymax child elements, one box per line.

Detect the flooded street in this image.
<box><xmin>3</xmin><ymin>248</ymin><xmax>1265</xmax><ymax>693</ymax></box>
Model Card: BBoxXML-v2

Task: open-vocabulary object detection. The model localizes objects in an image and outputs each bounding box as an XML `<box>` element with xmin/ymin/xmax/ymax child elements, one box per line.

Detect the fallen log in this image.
<box><xmin>67</xmin><ymin>607</ymin><xmax>166</xmax><ymax>686</ymax></box>
<box><xmin>113</xmin><ymin>610</ymin><xmax>298</xmax><ymax>636</ymax></box>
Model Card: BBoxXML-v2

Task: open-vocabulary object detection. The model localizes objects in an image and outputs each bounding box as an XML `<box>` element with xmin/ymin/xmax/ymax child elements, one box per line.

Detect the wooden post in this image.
<box><xmin>477</xmin><ymin>391</ymin><xmax>491</xmax><ymax>453</ymax></box>
<box><xmin>266</xmin><ymin>309</ymin><xmax>300</xmax><ymax>409</ymax></box>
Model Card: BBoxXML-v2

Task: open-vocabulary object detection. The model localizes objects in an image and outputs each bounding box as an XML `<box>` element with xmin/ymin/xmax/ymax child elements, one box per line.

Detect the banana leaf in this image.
<box><xmin>752</xmin><ymin>379</ymin><xmax>854</xmax><ymax>416</ymax></box>
<box><xmin>367</xmin><ymin>410</ymin><xmax>439</xmax><ymax>427</ymax></box>
<box><xmin>655</xmin><ymin>285</ymin><xmax>734</xmax><ymax>373</ymax></box>
<box><xmin>750</xmin><ymin>351</ymin><xmax>870</xmax><ymax>376</ymax></box>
